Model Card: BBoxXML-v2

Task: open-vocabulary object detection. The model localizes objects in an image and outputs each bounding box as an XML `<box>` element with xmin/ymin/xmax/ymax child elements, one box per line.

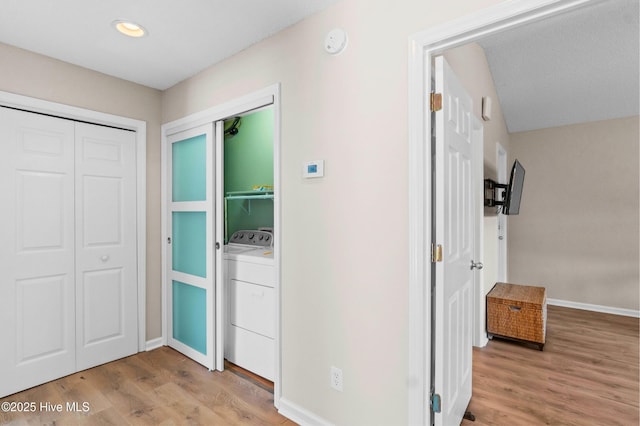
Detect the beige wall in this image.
<box><xmin>444</xmin><ymin>43</ymin><xmax>511</xmax><ymax>175</ymax></box>
<box><xmin>509</xmin><ymin>116</ymin><xmax>639</xmax><ymax>310</ymax></box>
<box><xmin>0</xmin><ymin>42</ymin><xmax>164</xmax><ymax>339</ymax></box>
<box><xmin>163</xmin><ymin>1</ymin><xmax>499</xmax><ymax>424</ymax></box>
<box><xmin>444</xmin><ymin>43</ymin><xmax>511</xmax><ymax>332</ymax></box>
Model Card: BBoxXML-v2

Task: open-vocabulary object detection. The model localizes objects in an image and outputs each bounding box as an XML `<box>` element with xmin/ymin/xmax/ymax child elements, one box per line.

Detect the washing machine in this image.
<box><xmin>223</xmin><ymin>230</ymin><xmax>275</xmax><ymax>380</ymax></box>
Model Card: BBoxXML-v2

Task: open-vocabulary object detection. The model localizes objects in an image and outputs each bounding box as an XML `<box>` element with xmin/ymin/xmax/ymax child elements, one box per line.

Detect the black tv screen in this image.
<box><xmin>504</xmin><ymin>159</ymin><xmax>525</xmax><ymax>215</ymax></box>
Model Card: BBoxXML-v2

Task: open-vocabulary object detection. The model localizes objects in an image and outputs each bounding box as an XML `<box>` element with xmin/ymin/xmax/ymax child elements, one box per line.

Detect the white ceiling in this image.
<box><xmin>0</xmin><ymin>0</ymin><xmax>637</xmax><ymax>132</ymax></box>
<box><xmin>478</xmin><ymin>0</ymin><xmax>639</xmax><ymax>132</ymax></box>
<box><xmin>0</xmin><ymin>0</ymin><xmax>340</xmax><ymax>90</ymax></box>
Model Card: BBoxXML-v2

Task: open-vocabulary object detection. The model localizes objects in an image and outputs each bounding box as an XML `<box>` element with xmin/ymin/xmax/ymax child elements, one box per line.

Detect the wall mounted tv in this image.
<box><xmin>484</xmin><ymin>159</ymin><xmax>525</xmax><ymax>215</ymax></box>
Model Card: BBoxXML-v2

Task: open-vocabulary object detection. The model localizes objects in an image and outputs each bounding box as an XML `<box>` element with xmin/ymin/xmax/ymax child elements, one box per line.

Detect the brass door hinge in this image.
<box><xmin>431</xmin><ymin>392</ymin><xmax>442</xmax><ymax>413</ymax></box>
<box><xmin>431</xmin><ymin>244</ymin><xmax>443</xmax><ymax>262</ymax></box>
<box><xmin>430</xmin><ymin>92</ymin><xmax>442</xmax><ymax>112</ymax></box>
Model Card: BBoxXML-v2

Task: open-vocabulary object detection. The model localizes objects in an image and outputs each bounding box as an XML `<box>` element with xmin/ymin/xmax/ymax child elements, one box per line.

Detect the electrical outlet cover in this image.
<box><xmin>330</xmin><ymin>366</ymin><xmax>343</xmax><ymax>391</ymax></box>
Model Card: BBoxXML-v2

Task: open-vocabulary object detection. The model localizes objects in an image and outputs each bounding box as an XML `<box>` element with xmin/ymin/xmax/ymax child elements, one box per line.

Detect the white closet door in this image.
<box><xmin>75</xmin><ymin>122</ymin><xmax>138</xmax><ymax>370</ymax></box>
<box><xmin>0</xmin><ymin>108</ymin><xmax>76</xmax><ymax>397</ymax></box>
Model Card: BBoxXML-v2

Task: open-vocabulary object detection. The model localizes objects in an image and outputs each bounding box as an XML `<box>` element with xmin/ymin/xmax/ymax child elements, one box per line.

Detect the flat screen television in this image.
<box><xmin>503</xmin><ymin>159</ymin><xmax>525</xmax><ymax>215</ymax></box>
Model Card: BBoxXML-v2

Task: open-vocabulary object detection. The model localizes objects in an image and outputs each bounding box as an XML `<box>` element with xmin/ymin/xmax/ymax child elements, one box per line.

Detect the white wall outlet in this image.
<box><xmin>330</xmin><ymin>366</ymin><xmax>343</xmax><ymax>392</ymax></box>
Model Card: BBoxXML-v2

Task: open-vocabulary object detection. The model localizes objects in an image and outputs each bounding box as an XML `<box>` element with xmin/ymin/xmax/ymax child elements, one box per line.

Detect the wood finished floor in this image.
<box><xmin>462</xmin><ymin>305</ymin><xmax>639</xmax><ymax>426</ymax></box>
<box><xmin>1</xmin><ymin>306</ymin><xmax>637</xmax><ymax>425</ymax></box>
<box><xmin>0</xmin><ymin>348</ymin><xmax>293</xmax><ymax>425</ymax></box>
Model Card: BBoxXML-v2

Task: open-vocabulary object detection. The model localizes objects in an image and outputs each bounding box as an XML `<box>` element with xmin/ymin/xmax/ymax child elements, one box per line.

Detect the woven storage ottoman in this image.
<box><xmin>487</xmin><ymin>283</ymin><xmax>547</xmax><ymax>350</ymax></box>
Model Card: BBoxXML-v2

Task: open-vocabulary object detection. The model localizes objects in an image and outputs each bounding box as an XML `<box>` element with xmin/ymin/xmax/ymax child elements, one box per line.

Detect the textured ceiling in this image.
<box><xmin>0</xmin><ymin>0</ymin><xmax>340</xmax><ymax>90</ymax></box>
<box><xmin>478</xmin><ymin>0</ymin><xmax>639</xmax><ymax>132</ymax></box>
<box><xmin>0</xmin><ymin>0</ymin><xmax>637</xmax><ymax>132</ymax></box>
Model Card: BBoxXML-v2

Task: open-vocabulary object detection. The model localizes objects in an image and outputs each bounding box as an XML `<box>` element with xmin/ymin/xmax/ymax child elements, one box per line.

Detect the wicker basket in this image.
<box><xmin>487</xmin><ymin>283</ymin><xmax>546</xmax><ymax>350</ymax></box>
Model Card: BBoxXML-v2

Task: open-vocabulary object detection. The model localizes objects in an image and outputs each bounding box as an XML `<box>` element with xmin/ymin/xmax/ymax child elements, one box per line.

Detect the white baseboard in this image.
<box><xmin>145</xmin><ymin>337</ymin><xmax>164</xmax><ymax>351</ymax></box>
<box><xmin>278</xmin><ymin>398</ymin><xmax>334</xmax><ymax>426</ymax></box>
<box><xmin>547</xmin><ymin>298</ymin><xmax>640</xmax><ymax>318</ymax></box>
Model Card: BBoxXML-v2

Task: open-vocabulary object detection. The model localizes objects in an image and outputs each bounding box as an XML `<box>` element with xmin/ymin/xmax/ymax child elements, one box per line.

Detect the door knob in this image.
<box><xmin>470</xmin><ymin>260</ymin><xmax>483</xmax><ymax>270</ymax></box>
<box><xmin>101</xmin><ymin>255</ymin><xmax>110</xmax><ymax>262</ymax></box>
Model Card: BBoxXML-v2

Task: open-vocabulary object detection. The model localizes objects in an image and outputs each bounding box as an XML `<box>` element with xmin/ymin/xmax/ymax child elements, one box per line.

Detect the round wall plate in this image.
<box><xmin>324</xmin><ymin>28</ymin><xmax>348</xmax><ymax>55</ymax></box>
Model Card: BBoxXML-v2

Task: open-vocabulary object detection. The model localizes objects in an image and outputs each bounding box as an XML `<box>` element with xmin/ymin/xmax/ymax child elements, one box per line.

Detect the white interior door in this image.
<box><xmin>75</xmin><ymin>122</ymin><xmax>138</xmax><ymax>370</ymax></box>
<box><xmin>166</xmin><ymin>124</ymin><xmax>216</xmax><ymax>370</ymax></box>
<box><xmin>0</xmin><ymin>108</ymin><xmax>76</xmax><ymax>397</ymax></box>
<box><xmin>433</xmin><ymin>56</ymin><xmax>474</xmax><ymax>426</ymax></box>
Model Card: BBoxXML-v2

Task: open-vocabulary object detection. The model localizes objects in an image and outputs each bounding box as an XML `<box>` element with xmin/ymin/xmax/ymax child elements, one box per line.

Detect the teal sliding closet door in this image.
<box><xmin>172</xmin><ymin>280</ymin><xmax>206</xmax><ymax>354</ymax></box>
<box><xmin>167</xmin><ymin>126</ymin><xmax>215</xmax><ymax>368</ymax></box>
<box><xmin>172</xmin><ymin>135</ymin><xmax>206</xmax><ymax>202</ymax></box>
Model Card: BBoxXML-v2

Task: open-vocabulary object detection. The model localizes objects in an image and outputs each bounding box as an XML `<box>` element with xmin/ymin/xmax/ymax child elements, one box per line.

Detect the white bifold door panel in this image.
<box><xmin>0</xmin><ymin>107</ymin><xmax>138</xmax><ymax>398</ymax></box>
<box><xmin>433</xmin><ymin>56</ymin><xmax>474</xmax><ymax>426</ymax></box>
<box><xmin>0</xmin><ymin>110</ymin><xmax>76</xmax><ymax>396</ymax></box>
<box><xmin>75</xmin><ymin>123</ymin><xmax>138</xmax><ymax>371</ymax></box>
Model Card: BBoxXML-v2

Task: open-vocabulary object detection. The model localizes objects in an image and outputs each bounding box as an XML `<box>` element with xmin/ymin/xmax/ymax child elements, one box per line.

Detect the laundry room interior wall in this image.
<box><xmin>224</xmin><ymin>108</ymin><xmax>274</xmax><ymax>241</ymax></box>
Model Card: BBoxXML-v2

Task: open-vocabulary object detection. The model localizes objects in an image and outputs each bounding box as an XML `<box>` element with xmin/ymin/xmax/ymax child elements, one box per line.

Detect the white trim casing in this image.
<box><xmin>146</xmin><ymin>337</ymin><xmax>164</xmax><ymax>351</ymax></box>
<box><xmin>0</xmin><ymin>90</ymin><xmax>148</xmax><ymax>353</ymax></box>
<box><xmin>214</xmin><ymin>120</ymin><xmax>225</xmax><ymax>372</ymax></box>
<box><xmin>547</xmin><ymin>299</ymin><xmax>640</xmax><ymax>318</ymax></box>
<box><xmin>472</xmin><ymin>117</ymin><xmax>488</xmax><ymax>349</ymax></box>
<box><xmin>278</xmin><ymin>398</ymin><xmax>334</xmax><ymax>426</ymax></box>
<box><xmin>496</xmin><ymin>142</ymin><xmax>508</xmax><ymax>283</ymax></box>
<box><xmin>407</xmin><ymin>1</ymin><xmax>595</xmax><ymax>424</ymax></box>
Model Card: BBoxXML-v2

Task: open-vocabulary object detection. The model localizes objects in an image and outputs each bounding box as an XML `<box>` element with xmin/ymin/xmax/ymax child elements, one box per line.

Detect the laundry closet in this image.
<box><xmin>163</xmin><ymin>88</ymin><xmax>279</xmax><ymax>386</ymax></box>
<box><xmin>222</xmin><ymin>108</ymin><xmax>275</xmax><ymax>380</ymax></box>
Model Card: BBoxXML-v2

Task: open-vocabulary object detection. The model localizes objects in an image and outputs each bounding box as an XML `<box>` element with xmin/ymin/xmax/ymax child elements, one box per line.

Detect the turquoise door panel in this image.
<box><xmin>172</xmin><ymin>134</ymin><xmax>206</xmax><ymax>202</ymax></box>
<box><xmin>172</xmin><ymin>280</ymin><xmax>207</xmax><ymax>355</ymax></box>
<box><xmin>172</xmin><ymin>211</ymin><xmax>206</xmax><ymax>278</ymax></box>
<box><xmin>167</xmin><ymin>124</ymin><xmax>214</xmax><ymax>368</ymax></box>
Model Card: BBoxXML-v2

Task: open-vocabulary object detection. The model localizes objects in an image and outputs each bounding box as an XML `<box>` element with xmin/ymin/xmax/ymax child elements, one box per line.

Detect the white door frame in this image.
<box><xmin>496</xmin><ymin>142</ymin><xmax>508</xmax><ymax>282</ymax></box>
<box><xmin>472</xmin><ymin>117</ymin><xmax>487</xmax><ymax>349</ymax></box>
<box><xmin>161</xmin><ymin>83</ymin><xmax>281</xmax><ymax>405</ymax></box>
<box><xmin>0</xmin><ymin>90</ymin><xmax>147</xmax><ymax>352</ymax></box>
<box><xmin>407</xmin><ymin>1</ymin><xmax>593</xmax><ymax>423</ymax></box>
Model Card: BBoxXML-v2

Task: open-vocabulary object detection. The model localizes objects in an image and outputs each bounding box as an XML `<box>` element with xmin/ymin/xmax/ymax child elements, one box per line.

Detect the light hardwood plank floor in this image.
<box><xmin>1</xmin><ymin>305</ymin><xmax>637</xmax><ymax>425</ymax></box>
<box><xmin>0</xmin><ymin>347</ymin><xmax>293</xmax><ymax>425</ymax></box>
<box><xmin>462</xmin><ymin>305</ymin><xmax>639</xmax><ymax>426</ymax></box>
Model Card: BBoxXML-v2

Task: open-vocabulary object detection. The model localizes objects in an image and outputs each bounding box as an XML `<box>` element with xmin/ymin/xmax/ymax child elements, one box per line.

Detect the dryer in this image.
<box><xmin>223</xmin><ymin>230</ymin><xmax>275</xmax><ymax>380</ymax></box>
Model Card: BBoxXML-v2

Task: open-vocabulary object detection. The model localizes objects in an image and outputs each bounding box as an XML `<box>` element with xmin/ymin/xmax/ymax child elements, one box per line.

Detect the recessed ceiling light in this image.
<box><xmin>112</xmin><ymin>20</ymin><xmax>147</xmax><ymax>38</ymax></box>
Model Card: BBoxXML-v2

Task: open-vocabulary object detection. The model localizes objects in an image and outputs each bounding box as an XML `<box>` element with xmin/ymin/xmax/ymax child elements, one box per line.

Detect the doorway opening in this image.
<box><xmin>407</xmin><ymin>1</ymin><xmax>596</xmax><ymax>424</ymax></box>
<box><xmin>222</xmin><ymin>106</ymin><xmax>276</xmax><ymax>383</ymax></box>
<box><xmin>161</xmin><ymin>84</ymin><xmax>282</xmax><ymax>406</ymax></box>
